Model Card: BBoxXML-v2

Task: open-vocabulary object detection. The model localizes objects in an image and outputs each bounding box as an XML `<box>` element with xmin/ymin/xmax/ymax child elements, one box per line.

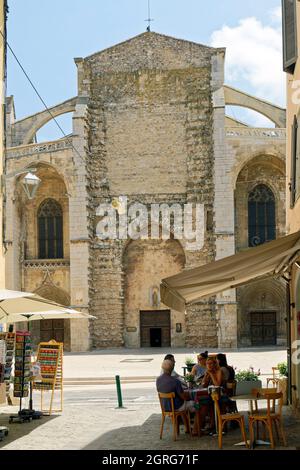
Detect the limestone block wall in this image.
<box><xmin>82</xmin><ymin>32</ymin><xmax>221</xmax><ymax>348</ymax></box>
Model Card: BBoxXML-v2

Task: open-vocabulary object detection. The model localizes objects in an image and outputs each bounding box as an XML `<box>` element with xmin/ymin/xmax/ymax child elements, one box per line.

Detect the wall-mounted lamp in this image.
<box><xmin>2</xmin><ymin>168</ymin><xmax>41</xmax><ymax>200</ymax></box>
<box><xmin>20</xmin><ymin>172</ymin><xmax>41</xmax><ymax>199</ymax></box>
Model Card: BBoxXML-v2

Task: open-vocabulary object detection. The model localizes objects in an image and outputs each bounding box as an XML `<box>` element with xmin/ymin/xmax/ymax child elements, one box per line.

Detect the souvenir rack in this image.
<box><xmin>0</xmin><ymin>332</ymin><xmax>15</xmax><ymax>402</ymax></box>
<box><xmin>33</xmin><ymin>340</ymin><xmax>63</xmax><ymax>415</ymax></box>
<box><xmin>13</xmin><ymin>332</ymin><xmax>31</xmax><ymax>407</ymax></box>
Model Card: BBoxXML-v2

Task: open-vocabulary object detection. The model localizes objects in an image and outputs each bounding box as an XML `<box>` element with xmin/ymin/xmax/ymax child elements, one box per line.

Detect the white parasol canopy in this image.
<box><xmin>0</xmin><ymin>289</ymin><xmax>95</xmax><ymax>323</ymax></box>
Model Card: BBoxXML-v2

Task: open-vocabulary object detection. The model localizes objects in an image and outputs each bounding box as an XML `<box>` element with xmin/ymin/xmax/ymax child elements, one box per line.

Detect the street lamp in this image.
<box><xmin>20</xmin><ymin>172</ymin><xmax>41</xmax><ymax>199</ymax></box>
<box><xmin>1</xmin><ymin>168</ymin><xmax>41</xmax><ymax>200</ymax></box>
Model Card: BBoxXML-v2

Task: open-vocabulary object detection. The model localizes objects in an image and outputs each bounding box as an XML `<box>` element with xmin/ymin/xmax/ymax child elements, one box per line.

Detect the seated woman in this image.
<box><xmin>201</xmin><ymin>357</ymin><xmax>233</xmax><ymax>430</ymax></box>
<box><xmin>202</xmin><ymin>356</ymin><xmax>224</xmax><ymax>388</ymax></box>
<box><xmin>216</xmin><ymin>353</ymin><xmax>235</xmax><ymax>384</ymax></box>
<box><xmin>190</xmin><ymin>356</ymin><xmax>221</xmax><ymax>435</ymax></box>
<box><xmin>191</xmin><ymin>351</ymin><xmax>208</xmax><ymax>383</ymax></box>
<box><xmin>204</xmin><ymin>356</ymin><xmax>237</xmax><ymax>418</ymax></box>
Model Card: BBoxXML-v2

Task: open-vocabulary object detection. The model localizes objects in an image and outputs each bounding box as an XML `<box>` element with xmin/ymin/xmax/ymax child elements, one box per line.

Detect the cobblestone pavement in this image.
<box><xmin>0</xmin><ymin>348</ymin><xmax>296</xmax><ymax>450</ymax></box>
<box><xmin>0</xmin><ymin>400</ymin><xmax>299</xmax><ymax>450</ymax></box>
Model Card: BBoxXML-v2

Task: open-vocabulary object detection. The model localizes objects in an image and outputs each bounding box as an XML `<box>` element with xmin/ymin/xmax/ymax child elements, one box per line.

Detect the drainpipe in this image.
<box><xmin>282</xmin><ymin>274</ymin><xmax>292</xmax><ymax>405</ymax></box>
<box><xmin>287</xmin><ymin>278</ymin><xmax>292</xmax><ymax>405</ymax></box>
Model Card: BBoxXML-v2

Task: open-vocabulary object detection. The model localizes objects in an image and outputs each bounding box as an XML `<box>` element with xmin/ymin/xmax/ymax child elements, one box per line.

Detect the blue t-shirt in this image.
<box><xmin>156</xmin><ymin>373</ymin><xmax>184</xmax><ymax>411</ymax></box>
<box><xmin>194</xmin><ymin>364</ymin><xmax>206</xmax><ymax>380</ymax></box>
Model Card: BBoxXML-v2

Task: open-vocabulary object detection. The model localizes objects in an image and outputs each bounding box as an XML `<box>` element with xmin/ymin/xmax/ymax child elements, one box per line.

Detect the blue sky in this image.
<box><xmin>7</xmin><ymin>0</ymin><xmax>283</xmax><ymax>140</ymax></box>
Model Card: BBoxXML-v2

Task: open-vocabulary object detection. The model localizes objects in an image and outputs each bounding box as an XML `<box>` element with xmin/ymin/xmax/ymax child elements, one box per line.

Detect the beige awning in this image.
<box><xmin>160</xmin><ymin>231</ymin><xmax>300</xmax><ymax>313</ymax></box>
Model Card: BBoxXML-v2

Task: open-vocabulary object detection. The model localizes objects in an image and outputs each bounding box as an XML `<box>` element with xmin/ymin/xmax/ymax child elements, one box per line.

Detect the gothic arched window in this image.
<box><xmin>38</xmin><ymin>199</ymin><xmax>63</xmax><ymax>259</ymax></box>
<box><xmin>248</xmin><ymin>185</ymin><xmax>276</xmax><ymax>247</ymax></box>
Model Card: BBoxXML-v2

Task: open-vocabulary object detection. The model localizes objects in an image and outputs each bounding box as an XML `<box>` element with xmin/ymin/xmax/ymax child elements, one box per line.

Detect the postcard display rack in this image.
<box><xmin>0</xmin><ymin>337</ymin><xmax>9</xmax><ymax>439</ymax></box>
<box><xmin>33</xmin><ymin>340</ymin><xmax>63</xmax><ymax>415</ymax></box>
<box><xmin>0</xmin><ymin>332</ymin><xmax>15</xmax><ymax>401</ymax></box>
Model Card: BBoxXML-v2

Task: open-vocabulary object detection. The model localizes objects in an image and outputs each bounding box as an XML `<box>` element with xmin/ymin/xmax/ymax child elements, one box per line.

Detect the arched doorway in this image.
<box><xmin>123</xmin><ymin>239</ymin><xmax>186</xmax><ymax>348</ymax></box>
<box><xmin>238</xmin><ymin>280</ymin><xmax>287</xmax><ymax>347</ymax></box>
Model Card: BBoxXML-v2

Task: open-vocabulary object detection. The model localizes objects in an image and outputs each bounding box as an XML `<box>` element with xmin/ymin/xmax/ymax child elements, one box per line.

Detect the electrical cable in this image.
<box><xmin>0</xmin><ymin>29</ymin><xmax>85</xmax><ymax>164</ymax></box>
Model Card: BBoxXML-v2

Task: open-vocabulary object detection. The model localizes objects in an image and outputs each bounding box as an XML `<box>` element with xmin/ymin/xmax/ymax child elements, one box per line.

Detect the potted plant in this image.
<box><xmin>277</xmin><ymin>361</ymin><xmax>288</xmax><ymax>405</ymax></box>
<box><xmin>185</xmin><ymin>373</ymin><xmax>196</xmax><ymax>389</ymax></box>
<box><xmin>185</xmin><ymin>357</ymin><xmax>196</xmax><ymax>373</ymax></box>
<box><xmin>235</xmin><ymin>367</ymin><xmax>262</xmax><ymax>395</ymax></box>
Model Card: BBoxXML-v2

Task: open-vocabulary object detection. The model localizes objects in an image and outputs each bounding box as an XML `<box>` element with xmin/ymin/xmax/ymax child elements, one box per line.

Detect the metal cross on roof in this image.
<box><xmin>145</xmin><ymin>0</ymin><xmax>154</xmax><ymax>31</ymax></box>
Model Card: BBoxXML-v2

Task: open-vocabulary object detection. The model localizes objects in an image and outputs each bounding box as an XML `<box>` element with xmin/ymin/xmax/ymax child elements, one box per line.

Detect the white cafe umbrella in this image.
<box><xmin>0</xmin><ymin>289</ymin><xmax>95</xmax><ymax>323</ymax></box>
<box><xmin>0</xmin><ymin>289</ymin><xmax>95</xmax><ymax>413</ymax></box>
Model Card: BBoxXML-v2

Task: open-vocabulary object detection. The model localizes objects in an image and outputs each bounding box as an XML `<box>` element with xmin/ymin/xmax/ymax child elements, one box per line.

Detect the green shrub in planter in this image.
<box><xmin>277</xmin><ymin>362</ymin><xmax>288</xmax><ymax>404</ymax></box>
<box><xmin>185</xmin><ymin>373</ymin><xmax>196</xmax><ymax>388</ymax></box>
<box><xmin>185</xmin><ymin>357</ymin><xmax>196</xmax><ymax>372</ymax></box>
<box><xmin>235</xmin><ymin>369</ymin><xmax>259</xmax><ymax>382</ymax></box>
<box><xmin>277</xmin><ymin>362</ymin><xmax>288</xmax><ymax>378</ymax></box>
<box><xmin>235</xmin><ymin>368</ymin><xmax>262</xmax><ymax>395</ymax></box>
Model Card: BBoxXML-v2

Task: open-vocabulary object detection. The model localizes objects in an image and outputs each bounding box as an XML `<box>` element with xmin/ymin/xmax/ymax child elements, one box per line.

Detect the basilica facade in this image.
<box><xmin>4</xmin><ymin>32</ymin><xmax>287</xmax><ymax>351</ymax></box>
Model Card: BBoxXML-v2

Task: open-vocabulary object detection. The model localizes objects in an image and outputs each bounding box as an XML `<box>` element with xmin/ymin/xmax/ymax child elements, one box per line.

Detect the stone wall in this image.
<box><xmin>83</xmin><ymin>32</ymin><xmax>220</xmax><ymax>348</ymax></box>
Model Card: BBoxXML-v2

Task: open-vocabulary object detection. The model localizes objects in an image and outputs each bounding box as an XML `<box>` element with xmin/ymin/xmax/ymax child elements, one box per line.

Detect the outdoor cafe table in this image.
<box><xmin>231</xmin><ymin>394</ymin><xmax>271</xmax><ymax>448</ymax></box>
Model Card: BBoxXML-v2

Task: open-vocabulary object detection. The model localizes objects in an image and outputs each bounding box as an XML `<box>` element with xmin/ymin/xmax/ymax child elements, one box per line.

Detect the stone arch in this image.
<box><xmin>14</xmin><ymin>162</ymin><xmax>70</xmax><ymax>261</ymax></box>
<box><xmin>234</xmin><ymin>154</ymin><xmax>286</xmax><ymax>251</ymax></box>
<box><xmin>224</xmin><ymin>86</ymin><xmax>286</xmax><ymax>128</ymax></box>
<box><xmin>122</xmin><ymin>238</ymin><xmax>186</xmax><ymax>348</ymax></box>
<box><xmin>237</xmin><ymin>280</ymin><xmax>287</xmax><ymax>347</ymax></box>
<box><xmin>13</xmin><ymin>160</ymin><xmax>73</xmax><ymax>197</ymax></box>
<box><xmin>8</xmin><ymin>97</ymin><xmax>77</xmax><ymax>146</ymax></box>
<box><xmin>34</xmin><ymin>284</ymin><xmax>70</xmax><ymax>306</ymax></box>
<box><xmin>233</xmin><ymin>151</ymin><xmax>285</xmax><ymax>188</ymax></box>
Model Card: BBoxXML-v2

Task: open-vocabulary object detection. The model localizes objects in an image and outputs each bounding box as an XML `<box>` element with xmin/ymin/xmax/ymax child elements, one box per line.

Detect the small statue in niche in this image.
<box><xmin>151</xmin><ymin>287</ymin><xmax>160</xmax><ymax>308</ymax></box>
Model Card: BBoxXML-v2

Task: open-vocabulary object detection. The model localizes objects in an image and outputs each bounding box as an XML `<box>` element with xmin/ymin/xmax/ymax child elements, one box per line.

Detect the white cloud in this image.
<box><xmin>211</xmin><ymin>14</ymin><xmax>285</xmax><ymax>118</ymax></box>
<box><xmin>270</xmin><ymin>6</ymin><xmax>282</xmax><ymax>24</ymax></box>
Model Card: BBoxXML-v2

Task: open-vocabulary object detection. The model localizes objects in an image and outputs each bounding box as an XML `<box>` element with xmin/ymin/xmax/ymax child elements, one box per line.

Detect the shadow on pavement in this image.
<box><xmin>0</xmin><ymin>411</ymin><xmax>57</xmax><ymax>448</ymax></box>
<box><xmin>83</xmin><ymin>412</ymin><xmax>250</xmax><ymax>451</ymax></box>
<box><xmin>83</xmin><ymin>409</ymin><xmax>300</xmax><ymax>451</ymax></box>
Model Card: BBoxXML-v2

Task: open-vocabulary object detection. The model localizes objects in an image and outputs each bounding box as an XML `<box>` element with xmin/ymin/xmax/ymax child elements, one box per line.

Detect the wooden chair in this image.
<box><xmin>248</xmin><ymin>391</ymin><xmax>287</xmax><ymax>449</ymax></box>
<box><xmin>211</xmin><ymin>391</ymin><xmax>249</xmax><ymax>449</ymax></box>
<box><xmin>250</xmin><ymin>388</ymin><xmax>277</xmax><ymax>439</ymax></box>
<box><xmin>226</xmin><ymin>380</ymin><xmax>237</xmax><ymax>397</ymax></box>
<box><xmin>158</xmin><ymin>392</ymin><xmax>191</xmax><ymax>441</ymax></box>
<box><xmin>251</xmin><ymin>388</ymin><xmax>277</xmax><ymax>413</ymax></box>
<box><xmin>266</xmin><ymin>367</ymin><xmax>280</xmax><ymax>388</ymax></box>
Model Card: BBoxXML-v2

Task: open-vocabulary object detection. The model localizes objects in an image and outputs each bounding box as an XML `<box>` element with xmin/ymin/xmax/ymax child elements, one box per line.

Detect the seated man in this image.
<box><xmin>156</xmin><ymin>359</ymin><xmax>195</xmax><ymax>413</ymax></box>
<box><xmin>161</xmin><ymin>354</ymin><xmax>180</xmax><ymax>378</ymax></box>
<box><xmin>160</xmin><ymin>354</ymin><xmax>187</xmax><ymax>388</ymax></box>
